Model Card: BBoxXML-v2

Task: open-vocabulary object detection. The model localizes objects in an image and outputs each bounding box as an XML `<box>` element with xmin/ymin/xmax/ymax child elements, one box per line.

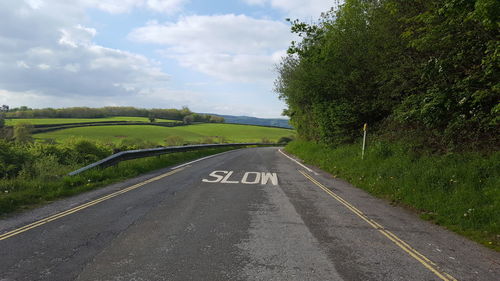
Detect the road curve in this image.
<box><xmin>0</xmin><ymin>147</ymin><xmax>498</xmax><ymax>281</ymax></box>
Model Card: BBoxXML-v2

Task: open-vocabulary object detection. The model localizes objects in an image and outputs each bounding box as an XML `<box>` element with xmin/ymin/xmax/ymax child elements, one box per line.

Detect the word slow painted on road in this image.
<box><xmin>202</xmin><ymin>171</ymin><xmax>278</xmax><ymax>186</ymax></box>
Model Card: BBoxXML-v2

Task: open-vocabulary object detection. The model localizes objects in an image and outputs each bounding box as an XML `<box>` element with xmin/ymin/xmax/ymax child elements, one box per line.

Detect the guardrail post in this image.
<box><xmin>361</xmin><ymin>123</ymin><xmax>367</xmax><ymax>160</ymax></box>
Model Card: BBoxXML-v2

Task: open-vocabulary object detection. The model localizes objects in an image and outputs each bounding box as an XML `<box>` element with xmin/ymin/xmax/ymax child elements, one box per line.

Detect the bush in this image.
<box><xmin>183</xmin><ymin>115</ymin><xmax>194</xmax><ymax>124</ymax></box>
<box><xmin>278</xmin><ymin>136</ymin><xmax>294</xmax><ymax>145</ymax></box>
<box><xmin>13</xmin><ymin>122</ymin><xmax>33</xmax><ymax>143</ymax></box>
<box><xmin>0</xmin><ymin>140</ymin><xmax>29</xmax><ymax>178</ymax></box>
<box><xmin>18</xmin><ymin>154</ymin><xmax>67</xmax><ymax>181</ymax></box>
<box><xmin>61</xmin><ymin>139</ymin><xmax>112</xmax><ymax>164</ymax></box>
<box><xmin>260</xmin><ymin>137</ymin><xmax>273</xmax><ymax>144</ymax></box>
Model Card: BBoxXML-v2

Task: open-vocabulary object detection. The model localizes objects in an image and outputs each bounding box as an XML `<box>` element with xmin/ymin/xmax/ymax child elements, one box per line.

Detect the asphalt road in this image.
<box><xmin>0</xmin><ymin>147</ymin><xmax>499</xmax><ymax>281</ymax></box>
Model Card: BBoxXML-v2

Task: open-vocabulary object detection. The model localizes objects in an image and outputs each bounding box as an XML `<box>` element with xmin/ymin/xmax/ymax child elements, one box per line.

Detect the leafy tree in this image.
<box><xmin>4</xmin><ymin>106</ymin><xmax>224</xmax><ymax>123</ymax></box>
<box><xmin>277</xmin><ymin>0</ymin><xmax>402</xmax><ymax>144</ymax></box>
<box><xmin>183</xmin><ymin>115</ymin><xmax>194</xmax><ymax>124</ymax></box>
<box><xmin>13</xmin><ymin>122</ymin><xmax>33</xmax><ymax>143</ymax></box>
<box><xmin>0</xmin><ymin>104</ymin><xmax>8</xmax><ymax>129</ymax></box>
<box><xmin>276</xmin><ymin>0</ymin><xmax>499</xmax><ymax>150</ymax></box>
<box><xmin>391</xmin><ymin>0</ymin><xmax>499</xmax><ymax>148</ymax></box>
<box><xmin>209</xmin><ymin>115</ymin><xmax>225</xmax><ymax>123</ymax></box>
<box><xmin>148</xmin><ymin>113</ymin><xmax>156</xmax><ymax>123</ymax></box>
<box><xmin>0</xmin><ymin>140</ymin><xmax>29</xmax><ymax>178</ymax></box>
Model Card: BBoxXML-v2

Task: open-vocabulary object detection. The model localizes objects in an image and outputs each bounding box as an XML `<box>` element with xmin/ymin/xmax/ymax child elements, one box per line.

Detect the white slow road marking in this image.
<box><xmin>278</xmin><ymin>149</ymin><xmax>319</xmax><ymax>175</ymax></box>
<box><xmin>202</xmin><ymin>170</ymin><xmax>278</xmax><ymax>185</ymax></box>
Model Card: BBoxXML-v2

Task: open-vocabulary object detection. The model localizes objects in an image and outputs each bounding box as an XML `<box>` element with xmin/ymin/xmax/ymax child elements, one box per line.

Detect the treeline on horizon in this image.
<box><xmin>276</xmin><ymin>0</ymin><xmax>499</xmax><ymax>151</ymax></box>
<box><xmin>1</xmin><ymin>106</ymin><xmax>225</xmax><ymax>123</ymax></box>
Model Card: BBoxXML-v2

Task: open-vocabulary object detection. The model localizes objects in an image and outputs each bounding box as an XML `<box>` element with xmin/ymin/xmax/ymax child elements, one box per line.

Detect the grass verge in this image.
<box><xmin>0</xmin><ymin>147</ymin><xmax>237</xmax><ymax>216</ymax></box>
<box><xmin>285</xmin><ymin>140</ymin><xmax>500</xmax><ymax>251</ymax></box>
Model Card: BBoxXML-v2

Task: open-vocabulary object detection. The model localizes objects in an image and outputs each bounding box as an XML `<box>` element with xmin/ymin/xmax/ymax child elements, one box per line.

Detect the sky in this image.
<box><xmin>0</xmin><ymin>0</ymin><xmax>336</xmax><ymax>118</ymax></box>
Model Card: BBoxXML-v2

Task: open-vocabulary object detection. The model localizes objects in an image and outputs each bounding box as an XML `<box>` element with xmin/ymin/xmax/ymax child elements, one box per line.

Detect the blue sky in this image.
<box><xmin>0</xmin><ymin>0</ymin><xmax>336</xmax><ymax>118</ymax></box>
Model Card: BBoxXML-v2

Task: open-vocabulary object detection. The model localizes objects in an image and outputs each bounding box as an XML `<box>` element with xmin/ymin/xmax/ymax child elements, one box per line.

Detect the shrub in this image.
<box><xmin>148</xmin><ymin>112</ymin><xmax>156</xmax><ymax>123</ymax></box>
<box><xmin>278</xmin><ymin>136</ymin><xmax>294</xmax><ymax>145</ymax></box>
<box><xmin>183</xmin><ymin>115</ymin><xmax>194</xmax><ymax>124</ymax></box>
<box><xmin>18</xmin><ymin>154</ymin><xmax>67</xmax><ymax>181</ymax></box>
<box><xmin>70</xmin><ymin>139</ymin><xmax>112</xmax><ymax>164</ymax></box>
<box><xmin>13</xmin><ymin>122</ymin><xmax>33</xmax><ymax>143</ymax></box>
<box><xmin>261</xmin><ymin>137</ymin><xmax>272</xmax><ymax>144</ymax></box>
<box><xmin>0</xmin><ymin>140</ymin><xmax>29</xmax><ymax>178</ymax></box>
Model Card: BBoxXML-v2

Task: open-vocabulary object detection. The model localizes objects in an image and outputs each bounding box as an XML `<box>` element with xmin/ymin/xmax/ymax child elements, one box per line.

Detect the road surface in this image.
<box><xmin>1</xmin><ymin>147</ymin><xmax>499</xmax><ymax>281</ymax></box>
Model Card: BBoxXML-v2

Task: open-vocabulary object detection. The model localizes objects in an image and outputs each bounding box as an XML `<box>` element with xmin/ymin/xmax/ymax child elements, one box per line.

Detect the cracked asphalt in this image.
<box><xmin>0</xmin><ymin>147</ymin><xmax>499</xmax><ymax>281</ymax></box>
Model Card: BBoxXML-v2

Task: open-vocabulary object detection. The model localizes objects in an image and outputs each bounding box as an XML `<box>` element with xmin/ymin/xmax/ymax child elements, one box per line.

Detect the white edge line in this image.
<box><xmin>278</xmin><ymin>149</ymin><xmax>319</xmax><ymax>175</ymax></box>
<box><xmin>170</xmin><ymin>149</ymin><xmax>238</xmax><ymax>170</ymax></box>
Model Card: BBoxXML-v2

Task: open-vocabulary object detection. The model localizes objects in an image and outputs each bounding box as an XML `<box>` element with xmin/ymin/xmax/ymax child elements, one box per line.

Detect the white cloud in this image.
<box><xmin>58</xmin><ymin>25</ymin><xmax>96</xmax><ymax>47</ymax></box>
<box><xmin>129</xmin><ymin>14</ymin><xmax>292</xmax><ymax>82</ymax></box>
<box><xmin>0</xmin><ymin>88</ymin><xmax>197</xmax><ymax>110</ymax></box>
<box><xmin>0</xmin><ymin>0</ymin><xmax>289</xmax><ymax>117</ymax></box>
<box><xmin>25</xmin><ymin>0</ymin><xmax>45</xmax><ymax>10</ymax></box>
<box><xmin>80</xmin><ymin>0</ymin><xmax>188</xmax><ymax>14</ymax></box>
<box><xmin>130</xmin><ymin>14</ymin><xmax>289</xmax><ymax>54</ymax></box>
<box><xmin>0</xmin><ymin>1</ymin><xmax>174</xmax><ymax>104</ymax></box>
<box><xmin>64</xmin><ymin>64</ymin><xmax>80</xmax><ymax>73</ymax></box>
<box><xmin>17</xmin><ymin>61</ymin><xmax>30</xmax><ymax>69</ymax></box>
<box><xmin>145</xmin><ymin>0</ymin><xmax>187</xmax><ymax>14</ymax></box>
<box><xmin>37</xmin><ymin>63</ymin><xmax>51</xmax><ymax>70</ymax></box>
<box><xmin>243</xmin><ymin>0</ymin><xmax>336</xmax><ymax>19</ymax></box>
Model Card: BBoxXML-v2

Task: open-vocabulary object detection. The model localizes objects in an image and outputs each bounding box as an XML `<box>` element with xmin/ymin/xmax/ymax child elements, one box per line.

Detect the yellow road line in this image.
<box><xmin>299</xmin><ymin>170</ymin><xmax>458</xmax><ymax>281</ymax></box>
<box><xmin>0</xmin><ymin>167</ymin><xmax>185</xmax><ymax>241</ymax></box>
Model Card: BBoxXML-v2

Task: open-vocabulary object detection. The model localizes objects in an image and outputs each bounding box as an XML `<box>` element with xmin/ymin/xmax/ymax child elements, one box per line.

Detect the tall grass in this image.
<box><xmin>286</xmin><ymin>140</ymin><xmax>500</xmax><ymax>251</ymax></box>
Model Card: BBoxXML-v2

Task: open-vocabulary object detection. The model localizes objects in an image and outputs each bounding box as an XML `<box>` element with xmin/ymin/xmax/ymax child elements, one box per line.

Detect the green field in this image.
<box><xmin>35</xmin><ymin>123</ymin><xmax>294</xmax><ymax>144</ymax></box>
<box><xmin>6</xmin><ymin>117</ymin><xmax>179</xmax><ymax>125</ymax></box>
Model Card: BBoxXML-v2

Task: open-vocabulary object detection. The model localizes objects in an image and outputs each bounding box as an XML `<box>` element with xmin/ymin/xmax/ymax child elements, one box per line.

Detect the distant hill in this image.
<box><xmin>207</xmin><ymin>114</ymin><xmax>292</xmax><ymax>129</ymax></box>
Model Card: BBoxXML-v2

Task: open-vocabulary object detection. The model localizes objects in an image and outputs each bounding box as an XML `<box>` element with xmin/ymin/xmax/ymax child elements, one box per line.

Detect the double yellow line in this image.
<box><xmin>299</xmin><ymin>170</ymin><xmax>458</xmax><ymax>281</ymax></box>
<box><xmin>0</xmin><ymin>167</ymin><xmax>185</xmax><ymax>241</ymax></box>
